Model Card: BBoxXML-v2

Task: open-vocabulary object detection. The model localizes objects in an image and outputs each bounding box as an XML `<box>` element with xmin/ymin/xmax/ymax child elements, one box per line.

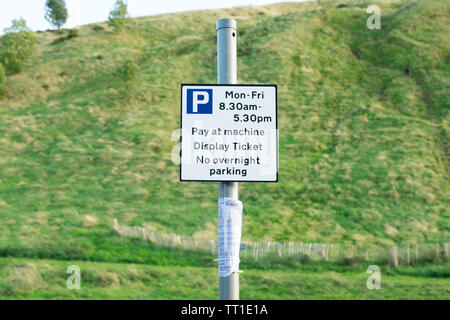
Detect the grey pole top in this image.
<box><xmin>216</xmin><ymin>18</ymin><xmax>237</xmax><ymax>31</ymax></box>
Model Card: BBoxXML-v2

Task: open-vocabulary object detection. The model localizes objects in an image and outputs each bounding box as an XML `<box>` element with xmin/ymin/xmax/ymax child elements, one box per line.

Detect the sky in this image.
<box><xmin>0</xmin><ymin>0</ymin><xmax>308</xmax><ymax>34</ymax></box>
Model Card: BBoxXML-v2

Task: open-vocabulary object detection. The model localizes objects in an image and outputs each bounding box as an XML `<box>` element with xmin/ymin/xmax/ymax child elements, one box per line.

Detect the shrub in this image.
<box><xmin>52</xmin><ymin>28</ymin><xmax>79</xmax><ymax>44</ymax></box>
<box><xmin>118</xmin><ymin>59</ymin><xmax>139</xmax><ymax>82</ymax></box>
<box><xmin>67</xmin><ymin>28</ymin><xmax>79</xmax><ymax>39</ymax></box>
<box><xmin>337</xmin><ymin>256</ymin><xmax>362</xmax><ymax>267</ymax></box>
<box><xmin>91</xmin><ymin>24</ymin><xmax>105</xmax><ymax>32</ymax></box>
<box><xmin>116</xmin><ymin>59</ymin><xmax>140</xmax><ymax>99</ymax></box>
<box><xmin>317</xmin><ymin>0</ymin><xmax>335</xmax><ymax>8</ymax></box>
<box><xmin>0</xmin><ymin>30</ymin><xmax>37</xmax><ymax>75</ymax></box>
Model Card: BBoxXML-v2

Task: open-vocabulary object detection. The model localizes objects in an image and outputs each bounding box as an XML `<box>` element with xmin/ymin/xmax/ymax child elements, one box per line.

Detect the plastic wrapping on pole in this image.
<box><xmin>217</xmin><ymin>18</ymin><xmax>240</xmax><ymax>300</ymax></box>
<box><xmin>217</xmin><ymin>198</ymin><xmax>242</xmax><ymax>277</ymax></box>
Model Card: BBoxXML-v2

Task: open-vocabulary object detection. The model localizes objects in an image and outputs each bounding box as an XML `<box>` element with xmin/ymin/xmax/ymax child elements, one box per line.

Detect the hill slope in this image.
<box><xmin>0</xmin><ymin>0</ymin><xmax>448</xmax><ymax>266</ymax></box>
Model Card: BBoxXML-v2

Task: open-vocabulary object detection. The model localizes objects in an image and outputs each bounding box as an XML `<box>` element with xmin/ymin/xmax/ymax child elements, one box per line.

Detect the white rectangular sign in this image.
<box><xmin>180</xmin><ymin>84</ymin><xmax>278</xmax><ymax>182</ymax></box>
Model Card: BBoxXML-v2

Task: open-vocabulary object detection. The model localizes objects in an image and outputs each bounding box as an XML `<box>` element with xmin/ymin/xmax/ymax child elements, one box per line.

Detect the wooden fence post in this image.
<box><xmin>391</xmin><ymin>246</ymin><xmax>399</xmax><ymax>267</ymax></box>
<box><xmin>322</xmin><ymin>245</ymin><xmax>327</xmax><ymax>260</ymax></box>
<box><xmin>255</xmin><ymin>242</ymin><xmax>259</xmax><ymax>260</ymax></box>
<box><xmin>407</xmin><ymin>246</ymin><xmax>410</xmax><ymax>265</ymax></box>
<box><xmin>211</xmin><ymin>240</ymin><xmax>215</xmax><ymax>255</ymax></box>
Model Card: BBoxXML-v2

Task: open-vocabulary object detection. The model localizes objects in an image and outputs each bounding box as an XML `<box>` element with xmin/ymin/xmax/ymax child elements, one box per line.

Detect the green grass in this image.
<box><xmin>0</xmin><ymin>0</ymin><xmax>448</xmax><ymax>299</ymax></box>
<box><xmin>0</xmin><ymin>257</ymin><xmax>448</xmax><ymax>299</ymax></box>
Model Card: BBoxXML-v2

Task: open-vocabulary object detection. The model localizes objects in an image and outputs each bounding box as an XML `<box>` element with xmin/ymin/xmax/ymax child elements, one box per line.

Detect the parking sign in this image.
<box><xmin>180</xmin><ymin>84</ymin><xmax>278</xmax><ymax>182</ymax></box>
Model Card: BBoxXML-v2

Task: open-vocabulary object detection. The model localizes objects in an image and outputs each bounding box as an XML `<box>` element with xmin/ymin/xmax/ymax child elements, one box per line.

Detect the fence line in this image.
<box><xmin>113</xmin><ymin>219</ymin><xmax>449</xmax><ymax>267</ymax></box>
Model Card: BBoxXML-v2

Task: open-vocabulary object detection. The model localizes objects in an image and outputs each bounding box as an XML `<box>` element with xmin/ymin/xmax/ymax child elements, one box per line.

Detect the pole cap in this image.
<box><xmin>216</xmin><ymin>18</ymin><xmax>237</xmax><ymax>31</ymax></box>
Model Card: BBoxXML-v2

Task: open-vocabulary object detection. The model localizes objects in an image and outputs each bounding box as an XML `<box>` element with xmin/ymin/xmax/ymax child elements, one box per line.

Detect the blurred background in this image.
<box><xmin>0</xmin><ymin>0</ymin><xmax>448</xmax><ymax>299</ymax></box>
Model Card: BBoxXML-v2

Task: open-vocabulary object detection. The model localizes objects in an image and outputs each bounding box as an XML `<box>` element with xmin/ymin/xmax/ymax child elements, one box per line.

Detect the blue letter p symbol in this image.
<box><xmin>187</xmin><ymin>89</ymin><xmax>213</xmax><ymax>114</ymax></box>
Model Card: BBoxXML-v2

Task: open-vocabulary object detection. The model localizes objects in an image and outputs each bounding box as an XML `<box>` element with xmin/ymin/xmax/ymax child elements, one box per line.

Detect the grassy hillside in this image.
<box><xmin>0</xmin><ymin>0</ymin><xmax>448</xmax><ymax>299</ymax></box>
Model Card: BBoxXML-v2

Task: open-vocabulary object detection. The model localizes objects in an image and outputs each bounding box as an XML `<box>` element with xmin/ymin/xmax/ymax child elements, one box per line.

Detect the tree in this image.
<box><xmin>0</xmin><ymin>63</ymin><xmax>5</xmax><ymax>85</ymax></box>
<box><xmin>0</xmin><ymin>19</ymin><xmax>37</xmax><ymax>75</ymax></box>
<box><xmin>45</xmin><ymin>0</ymin><xmax>68</xmax><ymax>30</ymax></box>
<box><xmin>108</xmin><ymin>0</ymin><xmax>130</xmax><ymax>32</ymax></box>
<box><xmin>0</xmin><ymin>63</ymin><xmax>6</xmax><ymax>99</ymax></box>
<box><xmin>3</xmin><ymin>18</ymin><xmax>31</xmax><ymax>34</ymax></box>
<box><xmin>0</xmin><ymin>63</ymin><xmax>5</xmax><ymax>97</ymax></box>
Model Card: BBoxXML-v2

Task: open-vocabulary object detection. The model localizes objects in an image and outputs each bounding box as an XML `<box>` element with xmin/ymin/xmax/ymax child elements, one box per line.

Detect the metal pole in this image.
<box><xmin>217</xmin><ymin>18</ymin><xmax>239</xmax><ymax>300</ymax></box>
